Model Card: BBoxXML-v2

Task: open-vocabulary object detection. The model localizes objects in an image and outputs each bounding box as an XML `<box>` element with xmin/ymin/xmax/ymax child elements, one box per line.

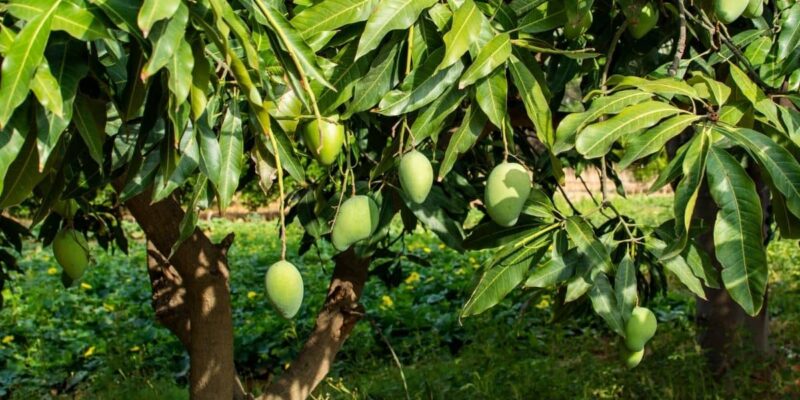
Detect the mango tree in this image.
<box><xmin>0</xmin><ymin>0</ymin><xmax>799</xmax><ymax>398</ymax></box>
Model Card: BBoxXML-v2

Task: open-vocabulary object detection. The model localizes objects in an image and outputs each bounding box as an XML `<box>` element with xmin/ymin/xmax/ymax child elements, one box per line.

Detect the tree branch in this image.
<box><xmin>670</xmin><ymin>0</ymin><xmax>688</xmax><ymax>77</ymax></box>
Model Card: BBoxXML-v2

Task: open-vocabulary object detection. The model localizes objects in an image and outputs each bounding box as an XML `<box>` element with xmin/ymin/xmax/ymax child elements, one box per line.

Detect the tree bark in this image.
<box><xmin>121</xmin><ymin>187</ymin><xmax>236</xmax><ymax>399</ymax></box>
<box><xmin>260</xmin><ymin>248</ymin><xmax>370</xmax><ymax>400</ymax></box>
<box><xmin>146</xmin><ymin>240</ymin><xmax>191</xmax><ymax>348</ymax></box>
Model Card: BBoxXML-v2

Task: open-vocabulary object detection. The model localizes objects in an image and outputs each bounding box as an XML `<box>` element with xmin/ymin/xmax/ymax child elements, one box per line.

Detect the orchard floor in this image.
<box><xmin>1</xmin><ymin>196</ymin><xmax>799</xmax><ymax>399</ymax></box>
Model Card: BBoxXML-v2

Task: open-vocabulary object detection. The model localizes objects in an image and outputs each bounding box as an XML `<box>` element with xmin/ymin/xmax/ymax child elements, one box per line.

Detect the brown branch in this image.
<box><xmin>260</xmin><ymin>248</ymin><xmax>370</xmax><ymax>400</ymax></box>
<box><xmin>670</xmin><ymin>0</ymin><xmax>688</xmax><ymax>77</ymax></box>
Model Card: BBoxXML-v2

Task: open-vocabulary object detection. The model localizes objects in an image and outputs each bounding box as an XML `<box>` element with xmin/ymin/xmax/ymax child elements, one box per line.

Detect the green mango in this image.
<box><xmin>623</xmin><ymin>348</ymin><xmax>645</xmax><ymax>369</ymax></box>
<box><xmin>715</xmin><ymin>0</ymin><xmax>748</xmax><ymax>23</ymax></box>
<box><xmin>53</xmin><ymin>199</ymin><xmax>79</xmax><ymax>219</ymax></box>
<box><xmin>484</xmin><ymin>162</ymin><xmax>532</xmax><ymax>227</ymax></box>
<box><xmin>625</xmin><ymin>306</ymin><xmax>658</xmax><ymax>351</ymax></box>
<box><xmin>398</xmin><ymin>150</ymin><xmax>433</xmax><ymax>204</ymax></box>
<box><xmin>743</xmin><ymin>0</ymin><xmax>763</xmax><ymax>18</ymax></box>
<box><xmin>264</xmin><ymin>260</ymin><xmax>304</xmax><ymax>319</ymax></box>
<box><xmin>331</xmin><ymin>195</ymin><xmax>379</xmax><ymax>251</ymax></box>
<box><xmin>627</xmin><ymin>2</ymin><xmax>659</xmax><ymax>39</ymax></box>
<box><xmin>53</xmin><ymin>228</ymin><xmax>90</xmax><ymax>280</ymax></box>
<box><xmin>302</xmin><ymin>118</ymin><xmax>345</xmax><ymax>166</ymax></box>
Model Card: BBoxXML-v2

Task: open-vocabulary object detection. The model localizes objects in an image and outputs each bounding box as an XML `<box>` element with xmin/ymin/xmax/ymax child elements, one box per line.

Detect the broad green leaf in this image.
<box><xmin>190</xmin><ymin>38</ymin><xmax>211</xmax><ymax>121</ymax></box>
<box><xmin>576</xmin><ymin>101</ymin><xmax>684</xmax><ymax>159</ymax></box>
<box><xmin>291</xmin><ymin>0</ymin><xmax>378</xmax><ymax>39</ymax></box>
<box><xmin>461</xmin><ymin>232</ymin><xmax>550</xmax><ymax>317</ymax></box>
<box><xmin>410</xmin><ymin>86</ymin><xmax>466</xmax><ymax>143</ymax></box>
<box><xmin>728</xmin><ymin>63</ymin><xmax>781</xmax><ymax>131</ymax></box>
<box><xmin>90</xmin><ymin>0</ymin><xmax>142</xmax><ymax>42</ymax></box>
<box><xmin>378</xmin><ymin>49</ymin><xmax>464</xmax><ymax>115</ymax></box>
<box><xmin>153</xmin><ymin>129</ymin><xmax>200</xmax><ymax>203</ymax></box>
<box><xmin>30</xmin><ymin>60</ymin><xmax>64</xmax><ymax>117</ymax></box>
<box><xmin>138</xmin><ymin>0</ymin><xmax>179</xmax><ymax>37</ymax></box>
<box><xmin>649</xmin><ymin>139</ymin><xmax>689</xmax><ymax>193</ymax></box>
<box><xmin>706</xmin><ymin>145</ymin><xmax>767</xmax><ymax>316</ymax></box>
<box><xmin>743</xmin><ymin>36</ymin><xmax>772</xmax><ymax>66</ymax></box>
<box><xmin>667</xmin><ymin>131</ymin><xmax>708</xmax><ymax>259</ymax></box>
<box><xmin>607</xmin><ymin>76</ymin><xmax>701</xmax><ymax>100</ymax></box>
<box><xmin>516</xmin><ymin>1</ymin><xmax>565</xmax><ymax>33</ymax></box>
<box><xmin>0</xmin><ymin>115</ymin><xmax>29</xmax><ymax>194</ymax></box>
<box><xmin>197</xmin><ymin>113</ymin><xmax>222</xmax><ymax>186</ymax></box>
<box><xmin>464</xmin><ymin>221</ymin><xmax>547</xmax><ymax>250</ymax></box>
<box><xmin>525</xmin><ymin>236</ymin><xmax>574</xmax><ymax>288</ymax></box>
<box><xmin>508</xmin><ymin>53</ymin><xmax>553</xmax><ymax>147</ymax></box>
<box><xmin>8</xmin><ymin>0</ymin><xmax>110</xmax><ymax>41</ymax></box>
<box><xmin>589</xmin><ymin>273</ymin><xmax>625</xmax><ymax>336</ymax></box>
<box><xmin>355</xmin><ymin>0</ymin><xmax>437</xmax><ymax>59</ymax></box>
<box><xmin>688</xmin><ymin>74</ymin><xmax>731</xmax><ymax>106</ymax></box>
<box><xmin>719</xmin><ymin>127</ymin><xmax>800</xmax><ymax>219</ymax></box>
<box><xmin>565</xmin><ymin>216</ymin><xmax>612</xmax><ymax>271</ymax></box>
<box><xmin>141</xmin><ymin>3</ymin><xmax>188</xmax><ymax>79</ymax></box>
<box><xmin>708</xmin><ymin>29</ymin><xmax>765</xmax><ymax>65</ymax></box>
<box><xmin>256</xmin><ymin>113</ymin><xmax>306</xmax><ymax>182</ymax></box>
<box><xmin>647</xmin><ymin>238</ymin><xmax>707</xmax><ymax>299</ymax></box>
<box><xmin>439</xmin><ymin>0</ymin><xmax>483</xmax><ymax>70</ymax></box>
<box><xmin>73</xmin><ymin>95</ymin><xmax>107</xmax><ymax>165</ymax></box>
<box><xmin>614</xmin><ymin>254</ymin><xmax>637</xmax><ymax>319</ymax></box>
<box><xmin>169</xmin><ymin>175</ymin><xmax>207</xmax><ymax>257</ymax></box>
<box><xmin>618</xmin><ymin>114</ymin><xmax>701</xmax><ymax>169</ymax></box>
<box><xmin>216</xmin><ymin>103</ymin><xmax>244</xmax><ymax>211</ymax></box>
<box><xmin>475</xmin><ymin>68</ymin><xmax>507</xmax><ymax>129</ymax></box>
<box><xmin>0</xmin><ymin>128</ymin><xmax>43</xmax><ymax>208</ymax></box>
<box><xmin>718</xmin><ymin>100</ymin><xmax>749</xmax><ymax>126</ymax></box>
<box><xmin>0</xmin><ymin>2</ymin><xmax>59</xmax><ymax>129</ymax></box>
<box><xmin>346</xmin><ymin>37</ymin><xmax>402</xmax><ymax>116</ymax></box>
<box><xmin>459</xmin><ymin>33</ymin><xmax>511</xmax><ymax>88</ymax></box>
<box><xmin>167</xmin><ymin>40</ymin><xmax>194</xmax><ymax>106</ymax></box>
<box><xmin>211</xmin><ymin>0</ymin><xmax>261</xmax><ymax>71</ymax></box>
<box><xmin>119</xmin><ymin>44</ymin><xmax>148</xmax><ymax>121</ymax></box>
<box><xmin>439</xmin><ymin>106</ymin><xmax>487</xmax><ymax>179</ymax></box>
<box><xmin>778</xmin><ymin>3</ymin><xmax>800</xmax><ymax>61</ymax></box>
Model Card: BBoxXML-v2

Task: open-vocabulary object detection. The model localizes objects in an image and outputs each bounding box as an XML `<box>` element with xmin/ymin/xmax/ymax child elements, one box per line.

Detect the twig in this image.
<box><xmin>556</xmin><ymin>184</ymin><xmax>580</xmax><ymax>216</ymax></box>
<box><xmin>669</xmin><ymin>0</ymin><xmax>688</xmax><ymax>77</ymax></box>
<box><xmin>601</xmin><ymin>21</ymin><xmax>629</xmax><ymax>91</ymax></box>
<box><xmin>600</xmin><ymin>157</ymin><xmax>609</xmax><ymax>203</ymax></box>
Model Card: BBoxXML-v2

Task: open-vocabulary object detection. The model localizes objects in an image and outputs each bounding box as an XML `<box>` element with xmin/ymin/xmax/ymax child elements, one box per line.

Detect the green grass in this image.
<box><xmin>1</xmin><ymin>196</ymin><xmax>799</xmax><ymax>399</ymax></box>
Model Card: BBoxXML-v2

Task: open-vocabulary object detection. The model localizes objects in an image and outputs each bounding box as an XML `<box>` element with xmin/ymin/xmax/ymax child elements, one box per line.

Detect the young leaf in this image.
<box><xmin>355</xmin><ymin>0</ymin><xmax>437</xmax><ymax>59</ymax></box>
<box><xmin>440</xmin><ymin>0</ymin><xmax>483</xmax><ymax>70</ymax></box>
<box><xmin>30</xmin><ymin>60</ymin><xmax>64</xmax><ymax>117</ymax></box>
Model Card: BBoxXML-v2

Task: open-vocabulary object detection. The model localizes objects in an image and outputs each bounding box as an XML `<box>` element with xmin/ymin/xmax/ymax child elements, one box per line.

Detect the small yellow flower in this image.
<box><xmin>455</xmin><ymin>268</ymin><xmax>465</xmax><ymax>275</ymax></box>
<box><xmin>84</xmin><ymin>346</ymin><xmax>95</xmax><ymax>357</ymax></box>
<box><xmin>247</xmin><ymin>291</ymin><xmax>257</xmax><ymax>300</ymax></box>
<box><xmin>2</xmin><ymin>336</ymin><xmax>13</xmax><ymax>344</ymax></box>
<box><xmin>80</xmin><ymin>283</ymin><xmax>92</xmax><ymax>290</ymax></box>
<box><xmin>422</xmin><ymin>247</ymin><xmax>431</xmax><ymax>253</ymax></box>
<box><xmin>103</xmin><ymin>303</ymin><xmax>115</xmax><ymax>312</ymax></box>
<box><xmin>536</xmin><ymin>297</ymin><xmax>551</xmax><ymax>310</ymax></box>
<box><xmin>129</xmin><ymin>346</ymin><xmax>141</xmax><ymax>352</ymax></box>
<box><xmin>381</xmin><ymin>295</ymin><xmax>394</xmax><ymax>308</ymax></box>
<box><xmin>469</xmin><ymin>257</ymin><xmax>477</xmax><ymax>264</ymax></box>
<box><xmin>404</xmin><ymin>272</ymin><xmax>421</xmax><ymax>285</ymax></box>
<box><xmin>438</xmin><ymin>244</ymin><xmax>446</xmax><ymax>250</ymax></box>
<box><xmin>47</xmin><ymin>267</ymin><xmax>58</xmax><ymax>275</ymax></box>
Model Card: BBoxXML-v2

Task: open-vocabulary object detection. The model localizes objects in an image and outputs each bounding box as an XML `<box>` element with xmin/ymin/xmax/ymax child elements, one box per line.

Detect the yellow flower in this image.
<box><xmin>381</xmin><ymin>295</ymin><xmax>394</xmax><ymax>308</ymax></box>
<box><xmin>2</xmin><ymin>336</ymin><xmax>13</xmax><ymax>344</ymax></box>
<box><xmin>84</xmin><ymin>346</ymin><xmax>95</xmax><ymax>357</ymax></box>
<box><xmin>438</xmin><ymin>244</ymin><xmax>446</xmax><ymax>250</ymax></box>
<box><xmin>469</xmin><ymin>257</ymin><xmax>477</xmax><ymax>264</ymax></box>
<box><xmin>47</xmin><ymin>267</ymin><xmax>58</xmax><ymax>276</ymax></box>
<box><xmin>103</xmin><ymin>303</ymin><xmax>115</xmax><ymax>312</ymax></box>
<box><xmin>404</xmin><ymin>272</ymin><xmax>421</xmax><ymax>285</ymax></box>
<box><xmin>455</xmin><ymin>268</ymin><xmax>465</xmax><ymax>275</ymax></box>
<box><xmin>247</xmin><ymin>291</ymin><xmax>257</xmax><ymax>300</ymax></box>
<box><xmin>536</xmin><ymin>297</ymin><xmax>551</xmax><ymax>310</ymax></box>
<box><xmin>422</xmin><ymin>247</ymin><xmax>431</xmax><ymax>253</ymax></box>
<box><xmin>80</xmin><ymin>283</ymin><xmax>92</xmax><ymax>290</ymax></box>
<box><xmin>129</xmin><ymin>346</ymin><xmax>141</xmax><ymax>352</ymax></box>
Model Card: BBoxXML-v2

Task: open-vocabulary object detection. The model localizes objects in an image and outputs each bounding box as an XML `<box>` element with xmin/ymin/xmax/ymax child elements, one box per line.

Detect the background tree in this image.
<box><xmin>0</xmin><ymin>0</ymin><xmax>798</xmax><ymax>398</ymax></box>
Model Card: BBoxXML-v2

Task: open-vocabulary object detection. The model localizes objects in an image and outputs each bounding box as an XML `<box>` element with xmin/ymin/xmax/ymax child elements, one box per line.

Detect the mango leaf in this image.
<box><xmin>664</xmin><ymin>131</ymin><xmax>708</xmax><ymax>259</ymax></box>
<box><xmin>464</xmin><ymin>221</ymin><xmax>548</xmax><ymax>250</ymax></box>
<box><xmin>73</xmin><ymin>95</ymin><xmax>107</xmax><ymax>165</ymax></box>
<box><xmin>461</xmin><ymin>232</ymin><xmax>550</xmax><ymax>317</ymax></box>
<box><xmin>0</xmin><ymin>115</ymin><xmax>29</xmax><ymax>194</ymax></box>
<box><xmin>508</xmin><ymin>53</ymin><xmax>553</xmax><ymax>147</ymax></box>
<box><xmin>475</xmin><ymin>68</ymin><xmax>507</xmax><ymax>129</ymax></box>
<box><xmin>291</xmin><ymin>0</ymin><xmax>378</xmax><ymax>39</ymax></box>
<box><xmin>439</xmin><ymin>0</ymin><xmax>483</xmax><ymax>70</ymax></box>
<box><xmin>438</xmin><ymin>106</ymin><xmax>487</xmax><ymax>179</ymax></box>
<box><xmin>355</xmin><ymin>0</ymin><xmax>437</xmax><ymax>59</ymax></box>
<box><xmin>576</xmin><ymin>101</ymin><xmax>684</xmax><ymax>159</ymax></box>
<box><xmin>688</xmin><ymin>74</ymin><xmax>731</xmax><ymax>106</ymax></box>
<box><xmin>459</xmin><ymin>33</ymin><xmax>511</xmax><ymax>88</ymax></box>
<box><xmin>138</xmin><ymin>0</ymin><xmax>179</xmax><ymax>36</ymax></box>
<box><xmin>525</xmin><ymin>234</ymin><xmax>574</xmax><ymax>288</ymax></box>
<box><xmin>90</xmin><ymin>0</ymin><xmax>143</xmax><ymax>42</ymax></box>
<box><xmin>8</xmin><ymin>0</ymin><xmax>110</xmax><ymax>41</ymax></box>
<box><xmin>618</xmin><ymin>114</ymin><xmax>700</xmax><ymax>169</ymax></box>
<box><xmin>718</xmin><ymin>126</ymin><xmax>800</xmax><ymax>219</ymax></box>
<box><xmin>406</xmin><ymin>187</ymin><xmax>465</xmax><ymax>250</ymax></box>
<box><xmin>152</xmin><ymin>129</ymin><xmax>200</xmax><ymax>203</ymax></box>
<box><xmin>410</xmin><ymin>86</ymin><xmax>466</xmax><ymax>144</ymax></box>
<box><xmin>565</xmin><ymin>216</ymin><xmax>612</xmax><ymax>271</ymax></box>
<box><xmin>0</xmin><ymin>3</ymin><xmax>59</xmax><ymax>129</ymax></box>
<box><xmin>30</xmin><ymin>60</ymin><xmax>64</xmax><ymax>117</ymax></box>
<box><xmin>167</xmin><ymin>40</ymin><xmax>194</xmax><ymax>106</ymax></box>
<box><xmin>614</xmin><ymin>254</ymin><xmax>637</xmax><ymax>320</ymax></box>
<box><xmin>345</xmin><ymin>37</ymin><xmax>402</xmax><ymax>116</ymax></box>
<box><xmin>647</xmin><ymin>238</ymin><xmax>707</xmax><ymax>299</ymax></box>
<box><xmin>317</xmin><ymin>43</ymin><xmax>372</xmax><ymax>114</ymax></box>
<box><xmin>649</xmin><ymin>140</ymin><xmax>690</xmax><ymax>193</ymax></box>
<box><xmin>516</xmin><ymin>1</ymin><xmax>565</xmax><ymax>33</ymax></box>
<box><xmin>706</xmin><ymin>145</ymin><xmax>767</xmax><ymax>316</ymax></box>
<box><xmin>197</xmin><ymin>114</ymin><xmax>222</xmax><ymax>186</ymax></box>
<box><xmin>728</xmin><ymin>63</ymin><xmax>781</xmax><ymax>131</ymax></box>
<box><xmin>589</xmin><ymin>273</ymin><xmax>625</xmax><ymax>336</ymax></box>
<box><xmin>743</xmin><ymin>36</ymin><xmax>772</xmax><ymax>66</ymax></box>
<box><xmin>778</xmin><ymin>3</ymin><xmax>800</xmax><ymax>61</ymax></box>
<box><xmin>169</xmin><ymin>175</ymin><xmax>207</xmax><ymax>257</ymax></box>
<box><xmin>141</xmin><ymin>3</ymin><xmax>188</xmax><ymax>80</ymax></box>
<box><xmin>215</xmin><ymin>102</ymin><xmax>244</xmax><ymax>211</ymax></box>
<box><xmin>607</xmin><ymin>75</ymin><xmax>702</xmax><ymax>100</ymax></box>
<box><xmin>708</xmin><ymin>29</ymin><xmax>765</xmax><ymax>65</ymax></box>
<box><xmin>378</xmin><ymin>49</ymin><xmax>464</xmax><ymax>115</ymax></box>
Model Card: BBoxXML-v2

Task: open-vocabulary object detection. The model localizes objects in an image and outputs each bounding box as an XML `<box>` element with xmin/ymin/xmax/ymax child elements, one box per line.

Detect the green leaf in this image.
<box><xmin>728</xmin><ymin>63</ymin><xmax>781</xmax><ymax>131</ymax></box>
<box><xmin>197</xmin><ymin>114</ymin><xmax>222</xmax><ymax>186</ymax></box>
<box><xmin>508</xmin><ymin>53</ymin><xmax>553</xmax><ymax>147</ymax></box>
<box><xmin>649</xmin><ymin>139</ymin><xmax>689</xmax><ymax>193</ymax></box>
<box><xmin>459</xmin><ymin>33</ymin><xmax>511</xmax><ymax>89</ymax></box>
<box><xmin>90</xmin><ymin>0</ymin><xmax>143</xmax><ymax>42</ymax></box>
<box><xmin>0</xmin><ymin>2</ymin><xmax>59</xmax><ymax>129</ymax></box>
<box><xmin>516</xmin><ymin>1</ymin><xmax>565</xmax><ymax>34</ymax></box>
<box><xmin>666</xmin><ymin>131</ymin><xmax>708</xmax><ymax>259</ymax></box>
<box><xmin>261</xmin><ymin>115</ymin><xmax>306</xmax><ymax>182</ymax></box>
<box><xmin>438</xmin><ymin>106</ymin><xmax>487</xmax><ymax>179</ymax></box>
<box><xmin>743</xmin><ymin>36</ymin><xmax>772</xmax><ymax>66</ymax></box>
<box><xmin>345</xmin><ymin>38</ymin><xmax>402</xmax><ymax>116</ymax></box>
<box><xmin>461</xmin><ymin>232</ymin><xmax>550</xmax><ymax>317</ymax></box>
<box><xmin>618</xmin><ymin>114</ymin><xmax>701</xmax><ymax>169</ymax></box>
<box><xmin>525</xmin><ymin>236</ymin><xmax>574</xmax><ymax>288</ymax></box>
<box><xmin>688</xmin><ymin>74</ymin><xmax>731</xmax><ymax>106</ymax></box>
<box><xmin>439</xmin><ymin>0</ymin><xmax>483</xmax><ymax>70</ymax></box>
<box><xmin>589</xmin><ymin>273</ymin><xmax>625</xmax><ymax>336</ymax></box>
<box><xmin>615</xmin><ymin>254</ymin><xmax>637</xmax><ymax>319</ymax></box>
<box><xmin>141</xmin><ymin>3</ymin><xmax>188</xmax><ymax>80</ymax></box>
<box><xmin>647</xmin><ymin>238</ymin><xmax>707</xmax><ymax>299</ymax></box>
<box><xmin>167</xmin><ymin>39</ymin><xmax>194</xmax><ymax>106</ymax></box>
<box><xmin>565</xmin><ymin>216</ymin><xmax>612</xmax><ymax>272</ymax></box>
<box><xmin>607</xmin><ymin>76</ymin><xmax>702</xmax><ymax>100</ymax></box>
<box><xmin>316</xmin><ymin>43</ymin><xmax>372</xmax><ymax>114</ymax></box>
<box><xmin>216</xmin><ymin>102</ymin><xmax>244</xmax><ymax>211</ymax></box>
<box><xmin>138</xmin><ymin>0</ymin><xmax>179</xmax><ymax>37</ymax></box>
<box><xmin>152</xmin><ymin>129</ymin><xmax>200</xmax><ymax>203</ymax></box>
<box><xmin>576</xmin><ymin>101</ymin><xmax>684</xmax><ymax>159</ymax></box>
<box><xmin>30</xmin><ymin>60</ymin><xmax>64</xmax><ymax>117</ymax></box>
<box><xmin>719</xmin><ymin>126</ymin><xmax>800</xmax><ymax>219</ymax></box>
<box><xmin>778</xmin><ymin>3</ymin><xmax>800</xmax><ymax>61</ymax></box>
<box><xmin>291</xmin><ymin>0</ymin><xmax>378</xmax><ymax>39</ymax></box>
<box><xmin>409</xmin><ymin>86</ymin><xmax>466</xmax><ymax>144</ymax></box>
<box><xmin>356</xmin><ymin>0</ymin><xmax>436</xmax><ymax>59</ymax></box>
<box><xmin>474</xmin><ymin>68</ymin><xmax>507</xmax><ymax>129</ymax></box>
<box><xmin>169</xmin><ymin>175</ymin><xmax>207</xmax><ymax>257</ymax></box>
<box><xmin>73</xmin><ymin>95</ymin><xmax>107</xmax><ymax>165</ymax></box>
<box><xmin>464</xmin><ymin>221</ymin><xmax>548</xmax><ymax>250</ymax></box>
<box><xmin>705</xmin><ymin>145</ymin><xmax>767</xmax><ymax>316</ymax></box>
<box><xmin>708</xmin><ymin>29</ymin><xmax>765</xmax><ymax>65</ymax></box>
<box><xmin>378</xmin><ymin>48</ymin><xmax>464</xmax><ymax>115</ymax></box>
<box><xmin>8</xmin><ymin>0</ymin><xmax>110</xmax><ymax>41</ymax></box>
<box><xmin>0</xmin><ymin>115</ymin><xmax>30</xmax><ymax>195</ymax></box>
<box><xmin>407</xmin><ymin>186</ymin><xmax>465</xmax><ymax>250</ymax></box>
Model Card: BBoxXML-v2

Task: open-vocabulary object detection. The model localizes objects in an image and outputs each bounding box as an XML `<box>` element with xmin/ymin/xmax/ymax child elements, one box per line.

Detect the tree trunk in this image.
<box><xmin>121</xmin><ymin>187</ymin><xmax>236</xmax><ymax>399</ymax></box>
<box><xmin>261</xmin><ymin>248</ymin><xmax>370</xmax><ymax>400</ymax></box>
